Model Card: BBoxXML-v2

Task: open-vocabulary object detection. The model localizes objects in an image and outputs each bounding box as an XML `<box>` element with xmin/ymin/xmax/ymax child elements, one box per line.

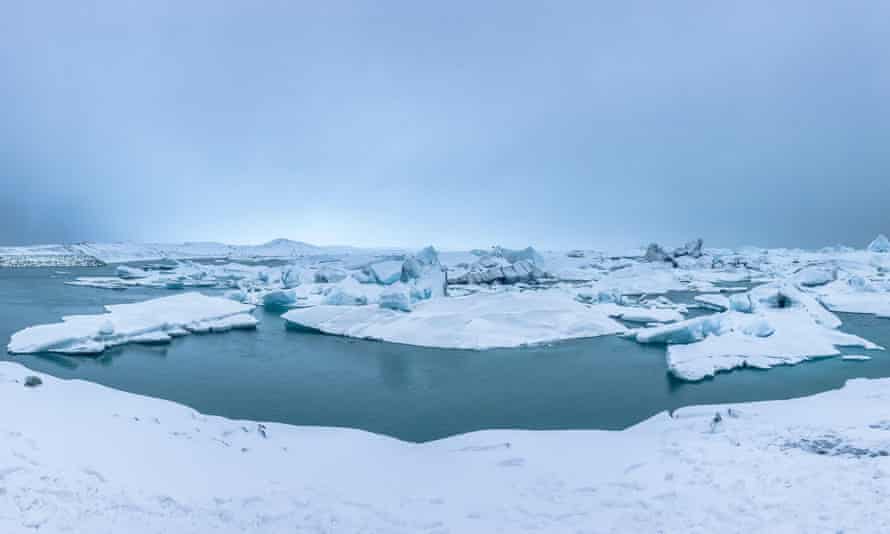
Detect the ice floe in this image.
<box><xmin>283</xmin><ymin>289</ymin><xmax>627</xmax><ymax>349</ymax></box>
<box><xmin>7</xmin><ymin>293</ymin><xmax>257</xmax><ymax>355</ymax></box>
<box><xmin>635</xmin><ymin>283</ymin><xmax>882</xmax><ymax>380</ymax></box>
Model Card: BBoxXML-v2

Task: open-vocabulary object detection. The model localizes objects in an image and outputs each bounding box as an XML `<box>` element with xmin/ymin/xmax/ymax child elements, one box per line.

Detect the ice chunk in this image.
<box><xmin>378</xmin><ymin>283</ymin><xmax>414</xmax><ymax>312</ymax></box>
<box><xmin>323</xmin><ymin>277</ymin><xmax>371</xmax><ymax>306</ymax></box>
<box><xmin>673</xmin><ymin>238</ymin><xmax>704</xmax><ymax>259</ymax></box>
<box><xmin>116</xmin><ymin>265</ymin><xmax>149</xmax><ymax>279</ymax></box>
<box><xmin>494</xmin><ymin>246</ymin><xmax>545</xmax><ymax>266</ymax></box>
<box><xmin>367</xmin><ymin>260</ymin><xmax>404</xmax><ymax>285</ymax></box>
<box><xmin>262</xmin><ymin>289</ymin><xmax>299</xmax><ymax>309</ymax></box>
<box><xmin>8</xmin><ymin>293</ymin><xmax>257</xmax><ymax>355</ymax></box>
<box><xmin>868</xmin><ymin>234</ymin><xmax>890</xmax><ymax>253</ymax></box>
<box><xmin>644</xmin><ymin>243</ymin><xmax>671</xmax><ymax>263</ymax></box>
<box><xmin>313</xmin><ymin>266</ymin><xmax>347</xmax><ymax>284</ymax></box>
<box><xmin>841</xmin><ymin>354</ymin><xmax>872</xmax><ymax>361</ymax></box>
<box><xmin>695</xmin><ymin>294</ymin><xmax>730</xmax><ymax>311</ymax></box>
<box><xmin>281</xmin><ymin>266</ymin><xmax>304</xmax><ymax>288</ymax></box>
<box><xmin>794</xmin><ymin>266</ymin><xmax>836</xmax><ymax>287</ymax></box>
<box><xmin>450</xmin><ymin>259</ymin><xmax>545</xmax><ymax>285</ymax></box>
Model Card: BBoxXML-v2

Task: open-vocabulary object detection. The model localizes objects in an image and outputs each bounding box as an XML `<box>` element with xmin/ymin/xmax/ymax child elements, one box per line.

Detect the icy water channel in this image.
<box><xmin>2</xmin><ymin>265</ymin><xmax>889</xmax><ymax>442</ymax></box>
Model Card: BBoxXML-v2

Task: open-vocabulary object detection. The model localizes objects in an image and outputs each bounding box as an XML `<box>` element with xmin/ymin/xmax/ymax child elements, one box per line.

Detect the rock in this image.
<box><xmin>567</xmin><ymin>250</ymin><xmax>585</xmax><ymax>258</ymax></box>
<box><xmin>868</xmin><ymin>234</ymin><xmax>890</xmax><ymax>253</ymax></box>
<box><xmin>24</xmin><ymin>376</ymin><xmax>42</xmax><ymax>387</ymax></box>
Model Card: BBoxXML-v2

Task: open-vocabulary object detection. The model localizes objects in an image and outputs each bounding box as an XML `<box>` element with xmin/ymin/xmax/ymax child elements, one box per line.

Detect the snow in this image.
<box><xmin>3</xmin><ymin>362</ymin><xmax>890</xmax><ymax>532</ymax></box>
<box><xmin>7</xmin><ymin>293</ymin><xmax>257</xmax><ymax>355</ymax></box>
<box><xmin>283</xmin><ymin>290</ymin><xmax>627</xmax><ymax>349</ymax></box>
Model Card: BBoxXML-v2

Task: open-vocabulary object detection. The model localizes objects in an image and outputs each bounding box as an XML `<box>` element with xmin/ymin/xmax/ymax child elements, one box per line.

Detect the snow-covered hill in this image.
<box><xmin>0</xmin><ymin>239</ymin><xmax>360</xmax><ymax>266</ymax></box>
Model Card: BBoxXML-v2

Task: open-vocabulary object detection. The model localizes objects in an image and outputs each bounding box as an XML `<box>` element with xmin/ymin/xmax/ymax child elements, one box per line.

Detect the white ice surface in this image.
<box><xmin>283</xmin><ymin>290</ymin><xmax>627</xmax><ymax>349</ymax></box>
<box><xmin>3</xmin><ymin>362</ymin><xmax>890</xmax><ymax>532</ymax></box>
<box><xmin>7</xmin><ymin>293</ymin><xmax>257</xmax><ymax>354</ymax></box>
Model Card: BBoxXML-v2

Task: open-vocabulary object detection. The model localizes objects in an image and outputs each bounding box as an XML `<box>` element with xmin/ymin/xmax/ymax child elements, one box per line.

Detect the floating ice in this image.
<box><xmin>8</xmin><ymin>293</ymin><xmax>257</xmax><ymax>355</ymax></box>
<box><xmin>283</xmin><ymin>290</ymin><xmax>626</xmax><ymax>349</ymax></box>
<box><xmin>635</xmin><ymin>284</ymin><xmax>880</xmax><ymax>381</ymax></box>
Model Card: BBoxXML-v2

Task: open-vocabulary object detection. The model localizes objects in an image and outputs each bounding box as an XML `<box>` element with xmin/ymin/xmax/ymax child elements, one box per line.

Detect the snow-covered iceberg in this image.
<box><xmin>7</xmin><ymin>293</ymin><xmax>257</xmax><ymax>355</ymax></box>
<box><xmin>635</xmin><ymin>284</ymin><xmax>881</xmax><ymax>380</ymax></box>
<box><xmin>283</xmin><ymin>290</ymin><xmax>626</xmax><ymax>349</ymax></box>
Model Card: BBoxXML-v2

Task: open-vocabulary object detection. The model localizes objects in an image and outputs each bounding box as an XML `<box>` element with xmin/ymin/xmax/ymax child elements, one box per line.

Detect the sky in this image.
<box><xmin>2</xmin><ymin>1</ymin><xmax>889</xmax><ymax>250</ymax></box>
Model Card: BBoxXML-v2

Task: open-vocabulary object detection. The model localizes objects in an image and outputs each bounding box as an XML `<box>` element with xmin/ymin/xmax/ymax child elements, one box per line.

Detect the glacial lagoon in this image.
<box><xmin>3</xmin><ymin>265</ymin><xmax>888</xmax><ymax>442</ymax></box>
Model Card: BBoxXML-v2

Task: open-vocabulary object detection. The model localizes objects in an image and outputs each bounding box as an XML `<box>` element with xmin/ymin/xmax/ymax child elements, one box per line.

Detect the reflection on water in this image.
<box><xmin>1</xmin><ymin>267</ymin><xmax>889</xmax><ymax>442</ymax></box>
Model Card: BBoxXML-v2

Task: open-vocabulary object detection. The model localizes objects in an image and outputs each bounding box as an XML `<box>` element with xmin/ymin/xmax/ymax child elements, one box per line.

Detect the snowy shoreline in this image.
<box><xmin>3</xmin><ymin>361</ymin><xmax>890</xmax><ymax>532</ymax></box>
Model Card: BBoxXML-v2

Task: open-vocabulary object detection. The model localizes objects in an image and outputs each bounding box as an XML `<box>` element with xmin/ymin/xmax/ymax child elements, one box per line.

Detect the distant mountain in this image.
<box><xmin>0</xmin><ymin>239</ymin><xmax>337</xmax><ymax>266</ymax></box>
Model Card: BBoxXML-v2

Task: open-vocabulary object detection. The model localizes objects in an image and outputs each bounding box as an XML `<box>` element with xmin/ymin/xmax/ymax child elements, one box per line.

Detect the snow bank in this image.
<box><xmin>7</xmin><ymin>293</ymin><xmax>257</xmax><ymax>355</ymax></box>
<box><xmin>3</xmin><ymin>362</ymin><xmax>890</xmax><ymax>532</ymax></box>
<box><xmin>283</xmin><ymin>290</ymin><xmax>626</xmax><ymax>349</ymax></box>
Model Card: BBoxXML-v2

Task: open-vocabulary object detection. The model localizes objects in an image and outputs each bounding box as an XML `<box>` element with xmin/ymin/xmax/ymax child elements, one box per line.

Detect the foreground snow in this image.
<box><xmin>2</xmin><ymin>361</ymin><xmax>890</xmax><ymax>533</ymax></box>
<box><xmin>7</xmin><ymin>293</ymin><xmax>257</xmax><ymax>354</ymax></box>
<box><xmin>283</xmin><ymin>290</ymin><xmax>628</xmax><ymax>349</ymax></box>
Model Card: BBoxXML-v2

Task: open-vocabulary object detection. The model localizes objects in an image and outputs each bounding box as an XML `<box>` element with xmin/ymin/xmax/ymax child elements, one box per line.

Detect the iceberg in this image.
<box><xmin>868</xmin><ymin>234</ymin><xmax>890</xmax><ymax>253</ymax></box>
<box><xmin>367</xmin><ymin>260</ymin><xmax>404</xmax><ymax>285</ymax></box>
<box><xmin>635</xmin><ymin>284</ymin><xmax>880</xmax><ymax>380</ymax></box>
<box><xmin>283</xmin><ymin>290</ymin><xmax>626</xmax><ymax>349</ymax></box>
<box><xmin>262</xmin><ymin>289</ymin><xmax>299</xmax><ymax>309</ymax></box>
<box><xmin>322</xmin><ymin>277</ymin><xmax>373</xmax><ymax>306</ymax></box>
<box><xmin>8</xmin><ymin>293</ymin><xmax>257</xmax><ymax>355</ymax></box>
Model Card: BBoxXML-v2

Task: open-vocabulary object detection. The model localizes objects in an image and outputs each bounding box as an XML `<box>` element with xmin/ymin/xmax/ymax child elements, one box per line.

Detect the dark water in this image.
<box><xmin>2</xmin><ymin>267</ymin><xmax>888</xmax><ymax>442</ymax></box>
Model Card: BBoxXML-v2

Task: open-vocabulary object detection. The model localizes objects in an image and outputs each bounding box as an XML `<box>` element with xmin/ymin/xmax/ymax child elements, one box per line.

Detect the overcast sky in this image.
<box><xmin>2</xmin><ymin>0</ymin><xmax>889</xmax><ymax>250</ymax></box>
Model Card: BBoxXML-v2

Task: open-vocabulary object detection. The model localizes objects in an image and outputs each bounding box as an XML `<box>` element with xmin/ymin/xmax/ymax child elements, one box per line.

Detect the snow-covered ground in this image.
<box><xmin>3</xmin><ymin>361</ymin><xmax>890</xmax><ymax>533</ymax></box>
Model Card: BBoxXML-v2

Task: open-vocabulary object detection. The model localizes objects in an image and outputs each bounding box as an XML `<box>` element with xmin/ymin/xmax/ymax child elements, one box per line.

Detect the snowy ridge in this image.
<box><xmin>2</xmin><ymin>361</ymin><xmax>890</xmax><ymax>532</ymax></box>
